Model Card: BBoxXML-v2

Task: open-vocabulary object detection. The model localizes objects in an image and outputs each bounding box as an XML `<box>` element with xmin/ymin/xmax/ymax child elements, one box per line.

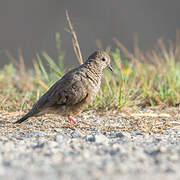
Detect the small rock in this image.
<box><xmin>95</xmin><ymin>134</ymin><xmax>109</xmax><ymax>144</ymax></box>
<box><xmin>114</xmin><ymin>132</ymin><xmax>125</xmax><ymax>138</ymax></box>
<box><xmin>114</xmin><ymin>132</ymin><xmax>131</xmax><ymax>139</ymax></box>
<box><xmin>71</xmin><ymin>130</ymin><xmax>85</xmax><ymax>138</ymax></box>
<box><xmin>133</xmin><ymin>130</ymin><xmax>144</xmax><ymax>135</ymax></box>
<box><xmin>55</xmin><ymin>134</ymin><xmax>69</xmax><ymax>142</ymax></box>
<box><xmin>145</xmin><ymin>149</ymin><xmax>161</xmax><ymax>156</ymax></box>
<box><xmin>32</xmin><ymin>143</ymin><xmax>45</xmax><ymax>149</ymax></box>
<box><xmin>86</xmin><ymin>135</ymin><xmax>95</xmax><ymax>142</ymax></box>
<box><xmin>159</xmin><ymin>146</ymin><xmax>167</xmax><ymax>153</ymax></box>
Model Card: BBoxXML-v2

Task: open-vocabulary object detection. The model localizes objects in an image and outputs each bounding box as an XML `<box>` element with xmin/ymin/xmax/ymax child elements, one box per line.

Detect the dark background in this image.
<box><xmin>0</xmin><ymin>0</ymin><xmax>179</xmax><ymax>67</ymax></box>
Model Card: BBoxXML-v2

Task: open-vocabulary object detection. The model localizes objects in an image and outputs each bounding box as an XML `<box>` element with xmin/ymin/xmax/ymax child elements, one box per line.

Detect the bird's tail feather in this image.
<box><xmin>13</xmin><ymin>112</ymin><xmax>32</xmax><ymax>124</ymax></box>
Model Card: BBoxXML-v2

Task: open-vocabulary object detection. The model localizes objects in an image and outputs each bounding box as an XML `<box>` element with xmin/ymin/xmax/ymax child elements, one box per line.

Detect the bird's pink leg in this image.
<box><xmin>68</xmin><ymin>116</ymin><xmax>76</xmax><ymax>124</ymax></box>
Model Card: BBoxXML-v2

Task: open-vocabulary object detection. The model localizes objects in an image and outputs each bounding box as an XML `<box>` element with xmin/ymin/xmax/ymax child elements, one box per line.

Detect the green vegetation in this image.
<box><xmin>0</xmin><ymin>34</ymin><xmax>180</xmax><ymax>112</ymax></box>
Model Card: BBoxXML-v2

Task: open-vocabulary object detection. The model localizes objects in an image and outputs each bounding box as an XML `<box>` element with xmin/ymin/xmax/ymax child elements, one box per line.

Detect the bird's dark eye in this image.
<box><xmin>102</xmin><ymin>57</ymin><xmax>106</xmax><ymax>61</ymax></box>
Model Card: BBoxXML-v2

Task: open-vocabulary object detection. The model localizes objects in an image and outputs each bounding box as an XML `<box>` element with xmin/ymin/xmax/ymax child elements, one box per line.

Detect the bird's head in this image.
<box><xmin>86</xmin><ymin>50</ymin><xmax>112</xmax><ymax>72</ymax></box>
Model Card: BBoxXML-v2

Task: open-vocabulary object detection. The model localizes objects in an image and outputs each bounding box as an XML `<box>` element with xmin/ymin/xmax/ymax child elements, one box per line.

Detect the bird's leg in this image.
<box><xmin>68</xmin><ymin>116</ymin><xmax>76</xmax><ymax>124</ymax></box>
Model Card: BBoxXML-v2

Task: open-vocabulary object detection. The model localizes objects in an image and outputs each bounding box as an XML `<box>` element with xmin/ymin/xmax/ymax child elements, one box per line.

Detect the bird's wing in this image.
<box><xmin>50</xmin><ymin>78</ymin><xmax>88</xmax><ymax>106</ymax></box>
<box><xmin>36</xmin><ymin>71</ymin><xmax>88</xmax><ymax>109</ymax></box>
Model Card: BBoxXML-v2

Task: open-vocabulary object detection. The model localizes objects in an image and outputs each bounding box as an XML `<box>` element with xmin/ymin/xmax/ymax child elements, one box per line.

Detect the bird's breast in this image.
<box><xmin>88</xmin><ymin>80</ymin><xmax>101</xmax><ymax>102</ymax></box>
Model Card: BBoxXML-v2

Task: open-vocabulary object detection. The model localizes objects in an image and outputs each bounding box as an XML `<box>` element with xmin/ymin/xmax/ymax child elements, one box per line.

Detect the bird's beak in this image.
<box><xmin>108</xmin><ymin>64</ymin><xmax>113</xmax><ymax>72</ymax></box>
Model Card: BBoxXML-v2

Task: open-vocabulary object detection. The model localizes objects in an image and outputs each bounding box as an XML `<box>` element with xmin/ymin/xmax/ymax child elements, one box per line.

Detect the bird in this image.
<box><xmin>14</xmin><ymin>50</ymin><xmax>112</xmax><ymax>124</ymax></box>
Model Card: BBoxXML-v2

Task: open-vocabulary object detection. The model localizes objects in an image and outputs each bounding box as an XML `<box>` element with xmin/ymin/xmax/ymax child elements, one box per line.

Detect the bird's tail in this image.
<box><xmin>13</xmin><ymin>112</ymin><xmax>33</xmax><ymax>124</ymax></box>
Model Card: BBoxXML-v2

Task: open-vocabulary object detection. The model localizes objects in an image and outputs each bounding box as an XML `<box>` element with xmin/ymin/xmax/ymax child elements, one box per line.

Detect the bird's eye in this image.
<box><xmin>102</xmin><ymin>57</ymin><xmax>106</xmax><ymax>61</ymax></box>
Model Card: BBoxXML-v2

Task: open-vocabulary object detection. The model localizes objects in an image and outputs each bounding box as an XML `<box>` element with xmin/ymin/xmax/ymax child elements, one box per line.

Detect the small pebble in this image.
<box><xmin>114</xmin><ymin>132</ymin><xmax>125</xmax><ymax>138</ymax></box>
<box><xmin>95</xmin><ymin>134</ymin><xmax>109</xmax><ymax>144</ymax></box>
<box><xmin>71</xmin><ymin>130</ymin><xmax>85</xmax><ymax>138</ymax></box>
<box><xmin>55</xmin><ymin>134</ymin><xmax>70</xmax><ymax>142</ymax></box>
<box><xmin>86</xmin><ymin>135</ymin><xmax>95</xmax><ymax>142</ymax></box>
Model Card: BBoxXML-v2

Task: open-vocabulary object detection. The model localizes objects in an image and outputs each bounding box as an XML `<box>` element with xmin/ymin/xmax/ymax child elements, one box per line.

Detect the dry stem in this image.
<box><xmin>65</xmin><ymin>10</ymin><xmax>83</xmax><ymax>65</ymax></box>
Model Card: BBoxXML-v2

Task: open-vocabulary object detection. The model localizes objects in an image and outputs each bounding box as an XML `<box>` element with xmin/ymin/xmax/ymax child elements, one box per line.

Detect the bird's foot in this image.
<box><xmin>68</xmin><ymin>116</ymin><xmax>76</xmax><ymax>124</ymax></box>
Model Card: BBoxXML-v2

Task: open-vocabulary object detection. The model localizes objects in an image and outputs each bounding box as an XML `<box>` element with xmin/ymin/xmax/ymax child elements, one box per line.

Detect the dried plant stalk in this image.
<box><xmin>65</xmin><ymin>10</ymin><xmax>83</xmax><ymax>65</ymax></box>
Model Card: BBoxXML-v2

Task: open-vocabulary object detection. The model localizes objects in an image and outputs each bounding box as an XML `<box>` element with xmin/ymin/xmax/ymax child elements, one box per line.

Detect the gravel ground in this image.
<box><xmin>0</xmin><ymin>107</ymin><xmax>180</xmax><ymax>180</ymax></box>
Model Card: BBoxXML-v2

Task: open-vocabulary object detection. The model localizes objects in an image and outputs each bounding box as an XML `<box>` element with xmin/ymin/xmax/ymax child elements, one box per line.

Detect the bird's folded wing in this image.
<box><xmin>55</xmin><ymin>80</ymin><xmax>88</xmax><ymax>105</ymax></box>
<box><xmin>44</xmin><ymin>74</ymin><xmax>88</xmax><ymax>107</ymax></box>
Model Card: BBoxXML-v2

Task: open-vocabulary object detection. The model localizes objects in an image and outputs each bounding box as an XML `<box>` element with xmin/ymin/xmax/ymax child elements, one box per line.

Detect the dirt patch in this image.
<box><xmin>0</xmin><ymin>107</ymin><xmax>179</xmax><ymax>136</ymax></box>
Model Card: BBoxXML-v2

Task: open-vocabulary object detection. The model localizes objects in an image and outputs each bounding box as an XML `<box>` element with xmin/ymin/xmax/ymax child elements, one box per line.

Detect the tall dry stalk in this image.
<box><xmin>65</xmin><ymin>10</ymin><xmax>83</xmax><ymax>65</ymax></box>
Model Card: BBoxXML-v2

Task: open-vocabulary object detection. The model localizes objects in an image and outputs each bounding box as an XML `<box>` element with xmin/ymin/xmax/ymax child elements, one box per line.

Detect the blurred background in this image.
<box><xmin>0</xmin><ymin>0</ymin><xmax>180</xmax><ymax>67</ymax></box>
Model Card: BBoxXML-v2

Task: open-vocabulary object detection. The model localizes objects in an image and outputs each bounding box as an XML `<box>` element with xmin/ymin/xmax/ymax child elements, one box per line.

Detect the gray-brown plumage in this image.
<box><xmin>14</xmin><ymin>50</ymin><xmax>112</xmax><ymax>124</ymax></box>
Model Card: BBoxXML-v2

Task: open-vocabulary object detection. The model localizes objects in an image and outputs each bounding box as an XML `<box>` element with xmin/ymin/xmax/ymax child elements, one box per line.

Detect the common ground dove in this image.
<box><xmin>14</xmin><ymin>50</ymin><xmax>112</xmax><ymax>124</ymax></box>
